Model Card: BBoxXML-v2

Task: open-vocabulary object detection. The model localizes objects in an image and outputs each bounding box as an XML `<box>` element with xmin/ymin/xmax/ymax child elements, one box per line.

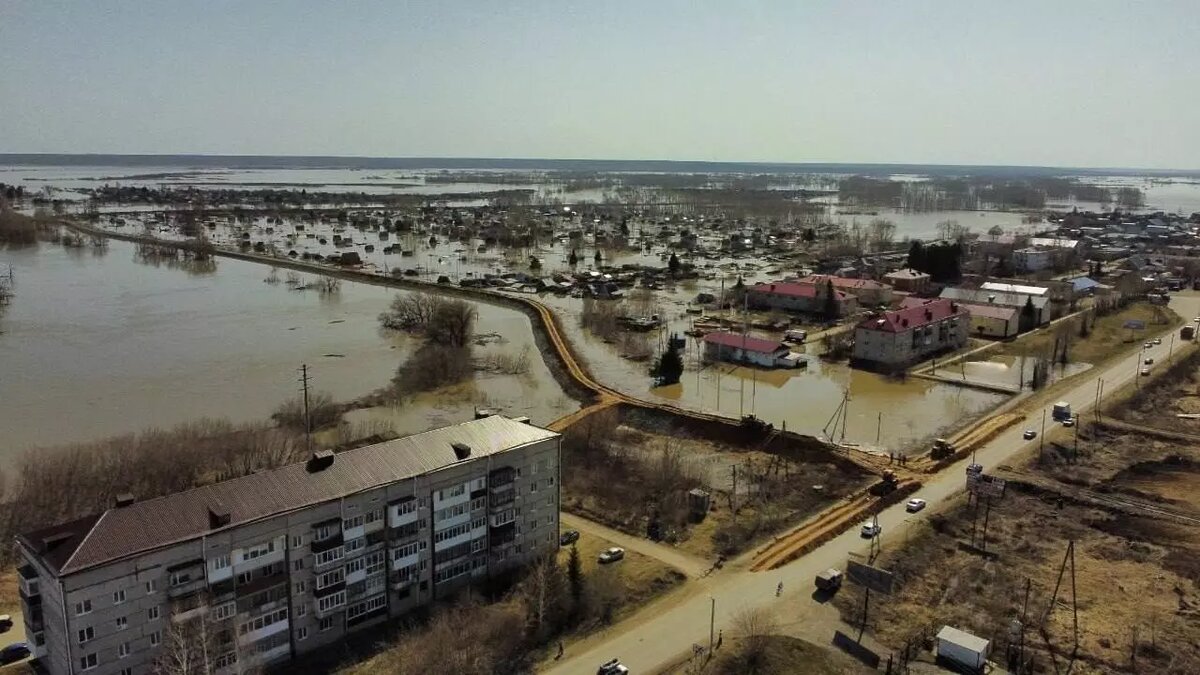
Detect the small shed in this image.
<box><xmin>936</xmin><ymin>625</ymin><xmax>990</xmax><ymax>673</ymax></box>
<box><xmin>687</xmin><ymin>488</ymin><xmax>711</xmax><ymax>522</ymax></box>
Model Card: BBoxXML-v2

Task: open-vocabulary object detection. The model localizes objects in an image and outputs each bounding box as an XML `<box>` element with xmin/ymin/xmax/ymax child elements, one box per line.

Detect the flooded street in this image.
<box><xmin>0</xmin><ymin>240</ymin><xmax>574</xmax><ymax>458</ymax></box>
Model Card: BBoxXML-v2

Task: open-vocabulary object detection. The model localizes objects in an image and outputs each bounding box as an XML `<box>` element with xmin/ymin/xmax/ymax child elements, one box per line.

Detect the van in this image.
<box><xmin>784</xmin><ymin>329</ymin><xmax>808</xmax><ymax>343</ymax></box>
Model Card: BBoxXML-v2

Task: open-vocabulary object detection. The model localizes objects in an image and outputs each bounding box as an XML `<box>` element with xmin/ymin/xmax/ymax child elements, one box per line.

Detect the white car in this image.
<box><xmin>1141</xmin><ymin>367</ymin><xmax>1151</xmax><ymax>377</ymax></box>
<box><xmin>1023</xmin><ymin>429</ymin><xmax>1037</xmax><ymax>440</ymax></box>
<box><xmin>1062</xmin><ymin>418</ymin><xmax>1075</xmax><ymax>428</ymax></box>
<box><xmin>598</xmin><ymin>547</ymin><xmax>625</xmax><ymax>564</ymax></box>
<box><xmin>1144</xmin><ymin>341</ymin><xmax>1154</xmax><ymax>349</ymax></box>
<box><xmin>598</xmin><ymin>659</ymin><xmax>630</xmax><ymax>675</ymax></box>
<box><xmin>861</xmin><ymin>521</ymin><xmax>882</xmax><ymax>538</ymax></box>
<box><xmin>905</xmin><ymin>498</ymin><xmax>927</xmax><ymax>513</ymax></box>
<box><xmin>1154</xmin><ymin>338</ymin><xmax>1163</xmax><ymax>345</ymax></box>
<box><xmin>1145</xmin><ymin>357</ymin><xmax>1154</xmax><ymax>365</ymax></box>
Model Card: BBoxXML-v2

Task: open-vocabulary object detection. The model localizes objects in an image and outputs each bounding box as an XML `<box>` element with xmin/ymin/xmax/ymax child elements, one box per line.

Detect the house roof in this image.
<box><xmin>749</xmin><ymin>282</ymin><xmax>849</xmax><ymax>300</ymax></box>
<box><xmin>1030</xmin><ymin>237</ymin><xmax>1080</xmax><ymax>249</ymax></box>
<box><xmin>883</xmin><ymin>268</ymin><xmax>930</xmax><ymax>280</ymax></box>
<box><xmin>937</xmin><ymin>625</ymin><xmax>991</xmax><ymax>654</ymax></box>
<box><xmin>798</xmin><ymin>275</ymin><xmax>889</xmax><ymax>290</ymax></box>
<box><xmin>940</xmin><ymin>287</ymin><xmax>1050</xmax><ymax>309</ymax></box>
<box><xmin>856</xmin><ymin>298</ymin><xmax>964</xmax><ymax>334</ymax></box>
<box><xmin>19</xmin><ymin>416</ymin><xmax>558</xmax><ymax>577</ymax></box>
<box><xmin>703</xmin><ymin>331</ymin><xmax>785</xmax><ymax>354</ymax></box>
<box><xmin>959</xmin><ymin>302</ymin><xmax>1020</xmax><ymax>321</ymax></box>
<box><xmin>979</xmin><ymin>282</ymin><xmax>1050</xmax><ymax>296</ymax></box>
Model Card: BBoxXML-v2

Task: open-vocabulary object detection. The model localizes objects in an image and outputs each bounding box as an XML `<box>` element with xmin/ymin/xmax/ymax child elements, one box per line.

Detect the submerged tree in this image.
<box><xmin>823</xmin><ymin>279</ymin><xmax>838</xmax><ymax>320</ymax></box>
<box><xmin>651</xmin><ymin>346</ymin><xmax>684</xmax><ymax>386</ymax></box>
<box><xmin>668</xmin><ymin>252</ymin><xmax>680</xmax><ymax>276</ymax></box>
<box><xmin>568</xmin><ymin>249</ymin><xmax>579</xmax><ymax>266</ymax></box>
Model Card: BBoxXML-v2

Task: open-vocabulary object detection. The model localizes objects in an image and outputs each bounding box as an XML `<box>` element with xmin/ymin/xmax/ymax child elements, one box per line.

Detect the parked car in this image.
<box><xmin>905</xmin><ymin>498</ymin><xmax>927</xmax><ymax>512</ymax></box>
<box><xmin>598</xmin><ymin>547</ymin><xmax>625</xmax><ymax>564</ymax></box>
<box><xmin>860</xmin><ymin>521</ymin><xmax>882</xmax><ymax>538</ymax></box>
<box><xmin>1062</xmin><ymin>418</ymin><xmax>1075</xmax><ymax>428</ymax></box>
<box><xmin>1144</xmin><ymin>341</ymin><xmax>1154</xmax><ymax>349</ymax></box>
<box><xmin>1141</xmin><ymin>367</ymin><xmax>1151</xmax><ymax>376</ymax></box>
<box><xmin>1144</xmin><ymin>357</ymin><xmax>1154</xmax><ymax>365</ymax></box>
<box><xmin>0</xmin><ymin>616</ymin><xmax>10</xmax><ymax>632</ymax></box>
<box><xmin>598</xmin><ymin>658</ymin><xmax>630</xmax><ymax>674</ymax></box>
<box><xmin>0</xmin><ymin>643</ymin><xmax>29</xmax><ymax>665</ymax></box>
<box><xmin>1023</xmin><ymin>429</ymin><xmax>1037</xmax><ymax>440</ymax></box>
<box><xmin>815</xmin><ymin>568</ymin><xmax>844</xmax><ymax>591</ymax></box>
<box><xmin>1154</xmin><ymin>337</ymin><xmax>1163</xmax><ymax>345</ymax></box>
<box><xmin>559</xmin><ymin>530</ymin><xmax>580</xmax><ymax>546</ymax></box>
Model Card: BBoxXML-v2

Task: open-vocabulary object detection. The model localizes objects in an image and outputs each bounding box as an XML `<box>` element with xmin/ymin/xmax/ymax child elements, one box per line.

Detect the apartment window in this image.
<box><xmin>75</xmin><ymin>599</ymin><xmax>92</xmax><ymax>616</ymax></box>
<box><xmin>315</xmin><ymin>523</ymin><xmax>338</xmax><ymax>541</ymax></box>
<box><xmin>319</xmin><ymin>616</ymin><xmax>334</xmax><ymax>632</ymax></box>
<box><xmin>346</xmin><ymin>557</ymin><xmax>366</xmax><ymax>575</ymax></box>
<box><xmin>470</xmin><ymin>497</ymin><xmax>486</xmax><ymax>511</ymax></box>
<box><xmin>237</xmin><ymin>572</ymin><xmax>252</xmax><ymax>585</ymax></box>
<box><xmin>212</xmin><ymin>602</ymin><xmax>236</xmax><ymax>621</ymax></box>
<box><xmin>169</xmin><ymin>571</ymin><xmax>192</xmax><ymax>587</ymax></box>
<box><xmin>115</xmin><ymin>616</ymin><xmax>127</xmax><ymax>631</ymax></box>
<box><xmin>438</xmin><ymin>484</ymin><xmax>466</xmax><ymax>501</ymax></box>
<box><xmin>242</xmin><ymin>540</ymin><xmax>276</xmax><ymax>562</ymax></box>
<box><xmin>150</xmin><ymin>630</ymin><xmax>161</xmax><ymax>646</ymax></box>
<box><xmin>292</xmin><ymin>559</ymin><xmax>304</xmax><ymax>572</ymax></box>
<box><xmin>118</xmin><ymin>642</ymin><xmax>130</xmax><ymax>658</ymax></box>
<box><xmin>531</xmin><ymin>463</ymin><xmax>538</xmax><ymax>475</ymax></box>
<box><xmin>546</xmin><ymin>495</ymin><xmax>554</xmax><ymax>507</ymax></box>
<box><xmin>294</xmin><ymin>580</ymin><xmax>307</xmax><ymax>594</ymax></box>
<box><xmin>238</xmin><ymin>608</ymin><xmax>288</xmax><ymax>636</ymax></box>
<box><xmin>343</xmin><ymin>515</ymin><xmax>364</xmax><ymax>531</ymax></box>
<box><xmin>547</xmin><ymin>476</ymin><xmax>554</xmax><ymax>486</ymax></box>
<box><xmin>470</xmin><ymin>537</ymin><xmax>486</xmax><ymax>553</ymax></box>
<box><xmin>434</xmin><ymin>522</ymin><xmax>472</xmax><ymax>543</ymax></box>
<box><xmin>297</xmin><ymin>626</ymin><xmax>308</xmax><ymax>641</ymax></box>
<box><xmin>365</xmin><ymin>508</ymin><xmax>383</xmax><ymax>525</ymax></box>
<box><xmin>317</xmin><ymin>591</ymin><xmax>346</xmax><ymax>614</ymax></box>
<box><xmin>145</xmin><ymin>580</ymin><xmax>157</xmax><ymax>594</ymax></box>
<box><xmin>211</xmin><ymin>554</ymin><xmax>231</xmax><ymax>570</ymax></box>
<box><xmin>316</xmin><ymin>568</ymin><xmax>345</xmax><ymax>590</ymax></box>
<box><xmin>531</xmin><ymin>519</ymin><xmax>539</xmax><ymax>530</ymax></box>
<box><xmin>393</xmin><ymin>500</ymin><xmax>418</xmax><ymax>517</ymax></box>
<box><xmin>113</xmin><ymin>589</ymin><xmax>126</xmax><ymax>604</ymax></box>
<box><xmin>530</xmin><ymin>482</ymin><xmax>538</xmax><ymax>494</ymax></box>
<box><xmin>346</xmin><ymin>594</ymin><xmax>387</xmax><ymax>620</ymax></box>
<box><xmin>364</xmin><ymin>551</ymin><xmax>386</xmax><ymax>576</ymax></box>
<box><xmin>314</xmin><ymin>547</ymin><xmax>344</xmax><ymax>567</ymax></box>
<box><xmin>297</xmin><ymin>603</ymin><xmax>307</xmax><ymax>618</ymax></box>
<box><xmin>392</xmin><ymin>541</ymin><xmax>420</xmax><ymax>560</ymax></box>
<box><xmin>214</xmin><ymin>653</ymin><xmax>237</xmax><ymax>669</ymax></box>
<box><xmin>344</xmin><ymin>537</ymin><xmax>365</xmax><ymax>555</ymax></box>
<box><xmin>291</xmin><ymin>535</ymin><xmax>303</xmax><ymax>548</ymax></box>
<box><xmin>79</xmin><ymin>653</ymin><xmax>97</xmax><ymax>671</ymax></box>
<box><xmin>78</xmin><ymin>626</ymin><xmax>94</xmax><ymax>643</ymax></box>
<box><xmin>148</xmin><ymin>606</ymin><xmax>160</xmax><ymax>621</ymax></box>
<box><xmin>471</xmin><ymin>517</ymin><xmax>486</xmax><ymax>530</ymax></box>
<box><xmin>121</xmin><ymin>668</ymin><xmax>132</xmax><ymax>675</ymax></box>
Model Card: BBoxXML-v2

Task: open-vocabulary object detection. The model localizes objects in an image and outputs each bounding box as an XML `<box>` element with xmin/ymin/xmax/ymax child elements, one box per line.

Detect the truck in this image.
<box><xmin>1182</xmin><ymin>325</ymin><xmax>1195</xmax><ymax>341</ymax></box>
<box><xmin>931</xmin><ymin>438</ymin><xmax>956</xmax><ymax>460</ymax></box>
<box><xmin>1052</xmin><ymin>401</ymin><xmax>1072</xmax><ymax>422</ymax></box>
<box><xmin>868</xmin><ymin>469</ymin><xmax>899</xmax><ymax>496</ymax></box>
<box><xmin>815</xmin><ymin>568</ymin><xmax>844</xmax><ymax>592</ymax></box>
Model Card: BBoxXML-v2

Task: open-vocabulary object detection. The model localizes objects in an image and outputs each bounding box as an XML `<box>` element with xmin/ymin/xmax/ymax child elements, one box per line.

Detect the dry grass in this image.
<box><xmin>998</xmin><ymin>303</ymin><xmax>1177</xmax><ymax>367</ymax></box>
<box><xmin>556</xmin><ymin>529</ymin><xmax>686</xmax><ymax>627</ymax></box>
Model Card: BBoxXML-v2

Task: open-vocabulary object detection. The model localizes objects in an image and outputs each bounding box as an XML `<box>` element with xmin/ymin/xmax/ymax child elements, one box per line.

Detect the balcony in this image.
<box><xmin>311</xmin><ymin>530</ymin><xmax>344</xmax><ymax>555</ymax></box>
<box><xmin>17</xmin><ymin>565</ymin><xmax>38</xmax><ymax>598</ymax></box>
<box><xmin>488</xmin><ymin>466</ymin><xmax>516</xmax><ymax>488</ymax></box>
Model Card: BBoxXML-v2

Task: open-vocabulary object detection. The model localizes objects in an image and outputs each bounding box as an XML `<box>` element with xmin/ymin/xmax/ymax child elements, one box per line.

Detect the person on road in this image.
<box><xmin>776</xmin><ymin>581</ymin><xmax>783</xmax><ymax>596</ymax></box>
<box><xmin>556</xmin><ymin>641</ymin><xmax>563</xmax><ymax>659</ymax></box>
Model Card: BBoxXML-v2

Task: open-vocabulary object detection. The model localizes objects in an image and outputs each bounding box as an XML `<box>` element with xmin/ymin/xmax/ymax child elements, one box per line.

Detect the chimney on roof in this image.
<box><xmin>988</xmin><ymin>294</ymin><xmax>996</xmax><ymax>303</ymax></box>
<box><xmin>307</xmin><ymin>449</ymin><xmax>335</xmax><ymax>473</ymax></box>
<box><xmin>114</xmin><ymin>493</ymin><xmax>136</xmax><ymax>508</ymax></box>
<box><xmin>208</xmin><ymin>503</ymin><xmax>231</xmax><ymax>529</ymax></box>
<box><xmin>451</xmin><ymin>442</ymin><xmax>472</xmax><ymax>460</ymax></box>
<box><xmin>40</xmin><ymin>532</ymin><xmax>74</xmax><ymax>554</ymax></box>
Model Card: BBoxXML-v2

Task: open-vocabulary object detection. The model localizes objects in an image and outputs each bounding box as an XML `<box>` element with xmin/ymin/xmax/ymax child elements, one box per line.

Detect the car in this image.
<box><xmin>0</xmin><ymin>643</ymin><xmax>29</xmax><ymax>665</ymax></box>
<box><xmin>1145</xmin><ymin>341</ymin><xmax>1154</xmax><ymax>349</ymax></box>
<box><xmin>1023</xmin><ymin>429</ymin><xmax>1037</xmax><ymax>440</ymax></box>
<box><xmin>905</xmin><ymin>498</ymin><xmax>927</xmax><ymax>512</ymax></box>
<box><xmin>1145</xmin><ymin>357</ymin><xmax>1155</xmax><ymax>365</ymax></box>
<box><xmin>1141</xmin><ymin>367</ymin><xmax>1151</xmax><ymax>376</ymax></box>
<box><xmin>598</xmin><ymin>547</ymin><xmax>625</xmax><ymax>564</ymax></box>
<box><xmin>559</xmin><ymin>529</ymin><xmax>580</xmax><ymax>546</ymax></box>
<box><xmin>1062</xmin><ymin>418</ymin><xmax>1075</xmax><ymax>428</ymax></box>
<box><xmin>861</xmin><ymin>521</ymin><xmax>882</xmax><ymax>538</ymax></box>
<box><xmin>0</xmin><ymin>615</ymin><xmax>10</xmax><ymax>633</ymax></box>
<box><xmin>1154</xmin><ymin>337</ymin><xmax>1163</xmax><ymax>345</ymax></box>
<box><xmin>598</xmin><ymin>658</ymin><xmax>630</xmax><ymax>675</ymax></box>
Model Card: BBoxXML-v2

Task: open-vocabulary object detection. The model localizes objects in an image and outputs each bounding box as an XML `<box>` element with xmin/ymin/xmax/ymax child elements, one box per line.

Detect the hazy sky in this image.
<box><xmin>2</xmin><ymin>1</ymin><xmax>1198</xmax><ymax>168</ymax></box>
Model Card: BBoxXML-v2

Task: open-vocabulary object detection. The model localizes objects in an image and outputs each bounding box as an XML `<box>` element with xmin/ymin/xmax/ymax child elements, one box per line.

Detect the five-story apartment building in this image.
<box><xmin>15</xmin><ymin>415</ymin><xmax>561</xmax><ymax>675</ymax></box>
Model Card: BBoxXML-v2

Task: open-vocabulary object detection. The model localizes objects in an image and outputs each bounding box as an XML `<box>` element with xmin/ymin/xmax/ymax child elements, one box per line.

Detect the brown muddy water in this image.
<box><xmin>0</xmin><ymin>240</ymin><xmax>575</xmax><ymax>459</ymax></box>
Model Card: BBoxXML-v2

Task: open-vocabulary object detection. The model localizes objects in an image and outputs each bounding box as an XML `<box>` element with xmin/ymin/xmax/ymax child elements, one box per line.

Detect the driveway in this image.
<box><xmin>560</xmin><ymin>513</ymin><xmax>710</xmax><ymax>579</ymax></box>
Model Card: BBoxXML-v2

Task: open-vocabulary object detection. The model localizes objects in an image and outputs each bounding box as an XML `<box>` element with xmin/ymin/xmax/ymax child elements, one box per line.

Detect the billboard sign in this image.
<box><xmin>847</xmin><ymin>560</ymin><xmax>894</xmax><ymax>594</ymax></box>
<box><xmin>967</xmin><ymin>473</ymin><xmax>1007</xmax><ymax>498</ymax></box>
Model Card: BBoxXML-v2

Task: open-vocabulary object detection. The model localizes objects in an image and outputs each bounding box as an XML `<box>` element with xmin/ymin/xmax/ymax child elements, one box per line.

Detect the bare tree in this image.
<box><xmin>731</xmin><ymin>606</ymin><xmax>779</xmax><ymax>668</ymax></box>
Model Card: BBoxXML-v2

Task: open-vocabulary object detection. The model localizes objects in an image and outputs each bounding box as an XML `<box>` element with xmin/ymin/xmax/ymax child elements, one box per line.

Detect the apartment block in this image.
<box><xmin>14</xmin><ymin>415</ymin><xmax>561</xmax><ymax>675</ymax></box>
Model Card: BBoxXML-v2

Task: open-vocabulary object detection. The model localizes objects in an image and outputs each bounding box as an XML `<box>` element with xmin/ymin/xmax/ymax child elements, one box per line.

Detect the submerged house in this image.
<box><xmin>703</xmin><ymin>331</ymin><xmax>804</xmax><ymax>368</ymax></box>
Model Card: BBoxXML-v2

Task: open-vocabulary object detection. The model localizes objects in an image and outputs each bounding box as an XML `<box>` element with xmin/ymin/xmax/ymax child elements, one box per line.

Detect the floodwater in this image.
<box><xmin>0</xmin><ymin>240</ymin><xmax>574</xmax><ymax>459</ymax></box>
<box><xmin>959</xmin><ymin>354</ymin><xmax>1091</xmax><ymax>390</ymax></box>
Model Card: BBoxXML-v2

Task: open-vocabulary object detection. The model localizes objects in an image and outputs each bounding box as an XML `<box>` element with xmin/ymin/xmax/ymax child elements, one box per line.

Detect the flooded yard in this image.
<box><xmin>0</xmin><ymin>240</ymin><xmax>574</xmax><ymax>459</ymax></box>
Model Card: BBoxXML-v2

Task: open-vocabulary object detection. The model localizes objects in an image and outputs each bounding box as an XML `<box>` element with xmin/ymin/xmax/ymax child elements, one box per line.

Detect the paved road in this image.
<box><xmin>544</xmin><ymin>295</ymin><xmax>1199</xmax><ymax>675</ymax></box>
<box><xmin>560</xmin><ymin>513</ymin><xmax>710</xmax><ymax>579</ymax></box>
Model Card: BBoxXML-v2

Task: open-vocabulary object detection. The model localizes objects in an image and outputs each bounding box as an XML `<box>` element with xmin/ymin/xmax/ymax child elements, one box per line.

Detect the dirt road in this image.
<box><xmin>559</xmin><ymin>514</ymin><xmax>709</xmax><ymax>579</ymax></box>
<box><xmin>543</xmin><ymin>294</ymin><xmax>1200</xmax><ymax>675</ymax></box>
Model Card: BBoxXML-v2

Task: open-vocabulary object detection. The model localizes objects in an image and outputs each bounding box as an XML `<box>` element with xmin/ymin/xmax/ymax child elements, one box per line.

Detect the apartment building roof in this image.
<box><xmin>857</xmin><ymin>298</ymin><xmax>963</xmax><ymax>334</ymax></box>
<box><xmin>748</xmin><ymin>281</ymin><xmax>850</xmax><ymax>300</ymax></box>
<box><xmin>19</xmin><ymin>415</ymin><xmax>558</xmax><ymax>577</ymax></box>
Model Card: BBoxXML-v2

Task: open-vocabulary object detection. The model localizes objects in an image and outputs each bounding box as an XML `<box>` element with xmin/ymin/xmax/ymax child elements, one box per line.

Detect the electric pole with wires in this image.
<box><xmin>299</xmin><ymin>364</ymin><xmax>313</xmax><ymax>455</ymax></box>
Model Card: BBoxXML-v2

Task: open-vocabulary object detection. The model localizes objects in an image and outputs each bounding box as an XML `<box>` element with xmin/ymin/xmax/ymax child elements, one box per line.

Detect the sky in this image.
<box><xmin>2</xmin><ymin>1</ymin><xmax>1198</xmax><ymax>169</ymax></box>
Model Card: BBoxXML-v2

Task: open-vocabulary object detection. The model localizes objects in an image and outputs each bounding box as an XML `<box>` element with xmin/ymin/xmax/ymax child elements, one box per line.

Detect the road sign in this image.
<box><xmin>847</xmin><ymin>560</ymin><xmax>894</xmax><ymax>595</ymax></box>
<box><xmin>1124</xmin><ymin>319</ymin><xmax>1146</xmax><ymax>330</ymax></box>
<box><xmin>967</xmin><ymin>473</ymin><xmax>1007</xmax><ymax>498</ymax></box>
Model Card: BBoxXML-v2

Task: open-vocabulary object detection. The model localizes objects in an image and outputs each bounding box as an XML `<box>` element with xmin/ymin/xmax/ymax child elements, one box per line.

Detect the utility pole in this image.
<box><xmin>876</xmin><ymin>412</ymin><xmax>883</xmax><ymax>445</ymax></box>
<box><xmin>1169</xmin><ymin>332</ymin><xmax>1175</xmax><ymax>361</ymax></box>
<box><xmin>709</xmin><ymin>597</ymin><xmax>716</xmax><ymax>654</ymax></box>
<box><xmin>1039</xmin><ymin>409</ymin><xmax>1046</xmax><ymax>458</ymax></box>
<box><xmin>299</xmin><ymin>364</ymin><xmax>313</xmax><ymax>455</ymax></box>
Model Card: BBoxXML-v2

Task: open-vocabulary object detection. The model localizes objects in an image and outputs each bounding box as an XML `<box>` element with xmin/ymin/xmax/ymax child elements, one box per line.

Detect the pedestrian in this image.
<box><xmin>557</xmin><ymin>641</ymin><xmax>564</xmax><ymax>659</ymax></box>
<box><xmin>717</xmin><ymin>630</ymin><xmax>723</xmax><ymax>649</ymax></box>
<box><xmin>889</xmin><ymin>452</ymin><xmax>894</xmax><ymax>464</ymax></box>
<box><xmin>777</xmin><ymin>580</ymin><xmax>783</xmax><ymax>596</ymax></box>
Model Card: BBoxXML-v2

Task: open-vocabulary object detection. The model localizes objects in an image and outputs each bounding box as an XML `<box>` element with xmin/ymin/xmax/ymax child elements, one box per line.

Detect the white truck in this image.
<box><xmin>1052</xmin><ymin>401</ymin><xmax>1072</xmax><ymax>422</ymax></box>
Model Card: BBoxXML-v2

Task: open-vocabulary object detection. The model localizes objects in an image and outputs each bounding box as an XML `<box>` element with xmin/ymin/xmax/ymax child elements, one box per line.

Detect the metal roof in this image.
<box><xmin>936</xmin><ymin>625</ymin><xmax>991</xmax><ymax>654</ymax></box>
<box><xmin>19</xmin><ymin>416</ymin><xmax>558</xmax><ymax>577</ymax></box>
<box><xmin>980</xmin><ymin>281</ymin><xmax>1049</xmax><ymax>296</ymax></box>
<box><xmin>703</xmin><ymin>331</ymin><xmax>785</xmax><ymax>354</ymax></box>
